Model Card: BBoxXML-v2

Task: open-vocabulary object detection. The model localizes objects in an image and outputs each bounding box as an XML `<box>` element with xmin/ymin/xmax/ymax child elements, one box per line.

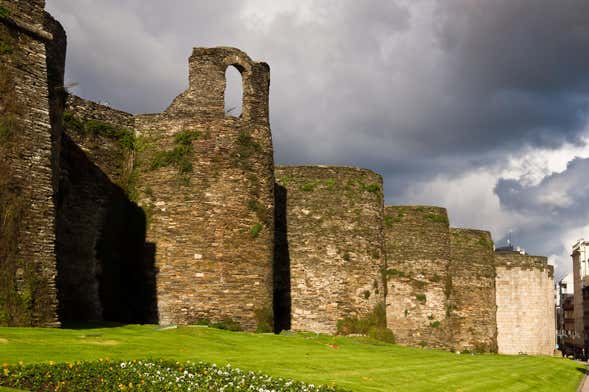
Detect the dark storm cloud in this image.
<box><xmin>45</xmin><ymin>0</ymin><xmax>589</xmax><ymax>167</ymax></box>
<box><xmin>45</xmin><ymin>0</ymin><xmax>589</xmax><ymax>265</ymax></box>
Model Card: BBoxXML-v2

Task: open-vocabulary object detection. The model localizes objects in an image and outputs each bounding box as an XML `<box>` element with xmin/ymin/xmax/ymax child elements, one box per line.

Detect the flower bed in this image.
<box><xmin>0</xmin><ymin>360</ymin><xmax>347</xmax><ymax>391</ymax></box>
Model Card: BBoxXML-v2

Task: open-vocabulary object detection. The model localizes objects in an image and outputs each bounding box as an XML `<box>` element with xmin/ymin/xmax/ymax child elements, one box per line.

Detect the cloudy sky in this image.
<box><xmin>46</xmin><ymin>0</ymin><xmax>589</xmax><ymax>278</ymax></box>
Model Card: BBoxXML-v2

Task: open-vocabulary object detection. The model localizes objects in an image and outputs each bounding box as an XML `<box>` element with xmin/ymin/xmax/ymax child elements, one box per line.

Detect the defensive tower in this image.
<box><xmin>134</xmin><ymin>47</ymin><xmax>275</xmax><ymax>331</ymax></box>
<box><xmin>274</xmin><ymin>166</ymin><xmax>385</xmax><ymax>334</ymax></box>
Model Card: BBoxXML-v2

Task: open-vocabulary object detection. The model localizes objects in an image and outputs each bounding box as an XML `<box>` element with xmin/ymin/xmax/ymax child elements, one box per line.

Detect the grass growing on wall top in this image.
<box><xmin>63</xmin><ymin>112</ymin><xmax>135</xmax><ymax>151</ymax></box>
<box><xmin>0</xmin><ymin>324</ymin><xmax>582</xmax><ymax>392</ymax></box>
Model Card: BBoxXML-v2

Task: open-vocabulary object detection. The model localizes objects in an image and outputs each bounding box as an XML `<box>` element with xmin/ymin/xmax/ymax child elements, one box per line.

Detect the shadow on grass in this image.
<box><xmin>576</xmin><ymin>366</ymin><xmax>587</xmax><ymax>375</ymax></box>
<box><xmin>60</xmin><ymin>320</ymin><xmax>128</xmax><ymax>330</ymax></box>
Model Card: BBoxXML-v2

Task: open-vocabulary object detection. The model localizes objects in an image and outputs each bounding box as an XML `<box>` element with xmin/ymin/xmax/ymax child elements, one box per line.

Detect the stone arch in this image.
<box><xmin>166</xmin><ymin>47</ymin><xmax>269</xmax><ymax>124</ymax></box>
<box><xmin>224</xmin><ymin>64</ymin><xmax>244</xmax><ymax>117</ymax></box>
<box><xmin>223</xmin><ymin>56</ymin><xmax>252</xmax><ymax>119</ymax></box>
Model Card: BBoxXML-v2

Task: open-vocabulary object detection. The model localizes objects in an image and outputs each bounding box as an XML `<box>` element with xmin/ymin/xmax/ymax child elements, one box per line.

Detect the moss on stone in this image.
<box><xmin>0</xmin><ymin>25</ymin><xmax>15</xmax><ymax>56</ymax></box>
<box><xmin>362</xmin><ymin>183</ymin><xmax>380</xmax><ymax>193</ymax></box>
<box><xmin>0</xmin><ymin>114</ymin><xmax>17</xmax><ymax>143</ymax></box>
<box><xmin>235</xmin><ymin>130</ymin><xmax>260</xmax><ymax>161</ymax></box>
<box><xmin>250</xmin><ymin>223</ymin><xmax>263</xmax><ymax>238</ymax></box>
<box><xmin>254</xmin><ymin>306</ymin><xmax>273</xmax><ymax>333</ymax></box>
<box><xmin>301</xmin><ymin>180</ymin><xmax>319</xmax><ymax>192</ymax></box>
<box><xmin>415</xmin><ymin>293</ymin><xmax>427</xmax><ymax>303</ymax></box>
<box><xmin>149</xmin><ymin>130</ymin><xmax>201</xmax><ymax>180</ymax></box>
<box><xmin>63</xmin><ymin>112</ymin><xmax>135</xmax><ymax>151</ymax></box>
<box><xmin>425</xmin><ymin>212</ymin><xmax>449</xmax><ymax>225</ymax></box>
<box><xmin>0</xmin><ymin>5</ymin><xmax>11</xmax><ymax>18</ymax></box>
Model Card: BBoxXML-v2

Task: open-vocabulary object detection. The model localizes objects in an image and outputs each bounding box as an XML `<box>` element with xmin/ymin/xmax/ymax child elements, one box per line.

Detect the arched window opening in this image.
<box><xmin>224</xmin><ymin>65</ymin><xmax>243</xmax><ymax>117</ymax></box>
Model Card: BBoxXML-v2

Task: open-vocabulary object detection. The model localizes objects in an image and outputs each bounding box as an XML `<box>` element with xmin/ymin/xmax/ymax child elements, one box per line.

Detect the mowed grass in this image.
<box><xmin>0</xmin><ymin>324</ymin><xmax>583</xmax><ymax>392</ymax></box>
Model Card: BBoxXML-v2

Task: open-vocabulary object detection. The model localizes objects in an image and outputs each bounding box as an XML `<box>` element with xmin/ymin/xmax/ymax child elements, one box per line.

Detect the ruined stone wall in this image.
<box><xmin>274</xmin><ymin>166</ymin><xmax>385</xmax><ymax>334</ymax></box>
<box><xmin>495</xmin><ymin>253</ymin><xmax>555</xmax><ymax>355</ymax></box>
<box><xmin>0</xmin><ymin>0</ymin><xmax>60</xmax><ymax>326</ymax></box>
<box><xmin>57</xmin><ymin>96</ymin><xmax>155</xmax><ymax>323</ymax></box>
<box><xmin>64</xmin><ymin>95</ymin><xmax>135</xmax><ymax>186</ymax></box>
<box><xmin>134</xmin><ymin>48</ymin><xmax>274</xmax><ymax>331</ymax></box>
<box><xmin>449</xmin><ymin>228</ymin><xmax>497</xmax><ymax>352</ymax></box>
<box><xmin>384</xmin><ymin>206</ymin><xmax>451</xmax><ymax>349</ymax></box>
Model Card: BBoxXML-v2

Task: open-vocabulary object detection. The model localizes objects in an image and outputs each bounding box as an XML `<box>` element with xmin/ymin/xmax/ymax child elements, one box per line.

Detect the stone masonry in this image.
<box><xmin>274</xmin><ymin>166</ymin><xmax>385</xmax><ymax>334</ymax></box>
<box><xmin>495</xmin><ymin>253</ymin><xmax>555</xmax><ymax>355</ymax></box>
<box><xmin>449</xmin><ymin>228</ymin><xmax>498</xmax><ymax>353</ymax></box>
<box><xmin>0</xmin><ymin>0</ymin><xmax>60</xmax><ymax>326</ymax></box>
<box><xmin>57</xmin><ymin>95</ymin><xmax>155</xmax><ymax>323</ymax></box>
<box><xmin>384</xmin><ymin>206</ymin><xmax>451</xmax><ymax>349</ymax></box>
<box><xmin>134</xmin><ymin>48</ymin><xmax>274</xmax><ymax>331</ymax></box>
<box><xmin>0</xmin><ymin>0</ymin><xmax>557</xmax><ymax>357</ymax></box>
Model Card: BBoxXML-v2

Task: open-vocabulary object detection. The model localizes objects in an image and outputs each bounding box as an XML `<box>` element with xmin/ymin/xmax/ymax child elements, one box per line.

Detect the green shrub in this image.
<box><xmin>430</xmin><ymin>321</ymin><xmax>441</xmax><ymax>328</ymax></box>
<box><xmin>362</xmin><ymin>290</ymin><xmax>371</xmax><ymax>299</ymax></box>
<box><xmin>210</xmin><ymin>318</ymin><xmax>242</xmax><ymax>332</ymax></box>
<box><xmin>254</xmin><ymin>306</ymin><xmax>273</xmax><ymax>333</ymax></box>
<box><xmin>415</xmin><ymin>294</ymin><xmax>426</xmax><ymax>303</ymax></box>
<box><xmin>336</xmin><ymin>303</ymin><xmax>394</xmax><ymax>344</ymax></box>
<box><xmin>368</xmin><ymin>326</ymin><xmax>396</xmax><ymax>344</ymax></box>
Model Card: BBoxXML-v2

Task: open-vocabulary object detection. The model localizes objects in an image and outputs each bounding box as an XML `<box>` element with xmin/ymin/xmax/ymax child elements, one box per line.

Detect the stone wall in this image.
<box><xmin>0</xmin><ymin>0</ymin><xmax>60</xmax><ymax>326</ymax></box>
<box><xmin>384</xmin><ymin>206</ymin><xmax>451</xmax><ymax>349</ymax></box>
<box><xmin>495</xmin><ymin>253</ymin><xmax>555</xmax><ymax>355</ymax></box>
<box><xmin>134</xmin><ymin>48</ymin><xmax>274</xmax><ymax>331</ymax></box>
<box><xmin>57</xmin><ymin>95</ymin><xmax>155</xmax><ymax>323</ymax></box>
<box><xmin>449</xmin><ymin>228</ymin><xmax>497</xmax><ymax>352</ymax></box>
<box><xmin>274</xmin><ymin>166</ymin><xmax>385</xmax><ymax>334</ymax></box>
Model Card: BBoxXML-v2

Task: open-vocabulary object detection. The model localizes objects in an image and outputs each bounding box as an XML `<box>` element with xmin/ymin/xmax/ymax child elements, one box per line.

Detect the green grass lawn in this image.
<box><xmin>0</xmin><ymin>324</ymin><xmax>584</xmax><ymax>391</ymax></box>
